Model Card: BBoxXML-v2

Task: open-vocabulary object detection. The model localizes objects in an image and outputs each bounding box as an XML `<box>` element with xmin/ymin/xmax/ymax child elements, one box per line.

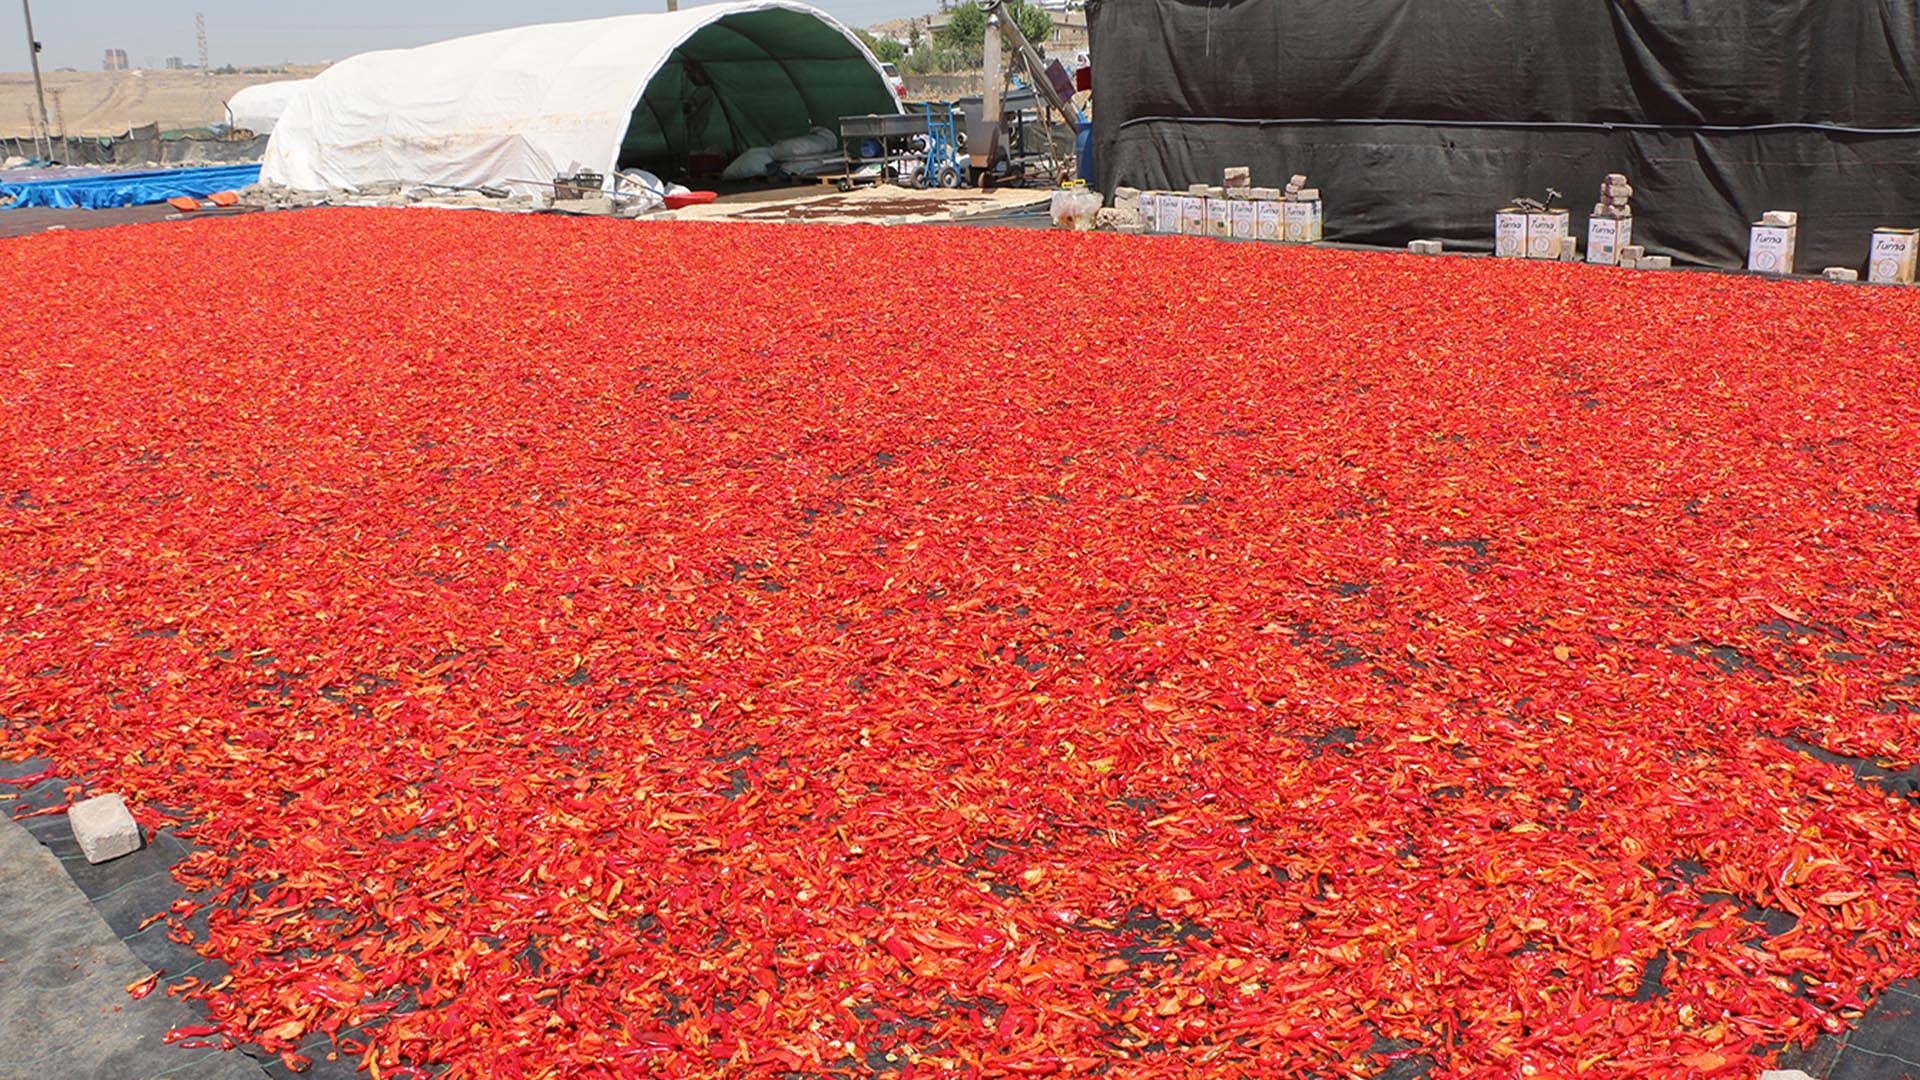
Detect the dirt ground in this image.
<box><xmin>0</xmin><ymin>203</ymin><xmax>259</xmax><ymax>240</ymax></box>
<box><xmin>0</xmin><ymin>68</ymin><xmax>326</xmax><ymax>138</ymax></box>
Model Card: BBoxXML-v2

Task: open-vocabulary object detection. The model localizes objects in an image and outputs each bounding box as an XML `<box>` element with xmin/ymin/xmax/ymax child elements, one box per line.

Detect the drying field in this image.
<box><xmin>3</xmin><ymin>211</ymin><xmax>1920</xmax><ymax>1078</ymax></box>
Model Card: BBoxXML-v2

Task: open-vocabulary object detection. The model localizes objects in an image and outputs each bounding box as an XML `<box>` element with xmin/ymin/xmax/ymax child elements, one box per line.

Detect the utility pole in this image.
<box><xmin>20</xmin><ymin>0</ymin><xmax>54</xmax><ymax>160</ymax></box>
<box><xmin>50</xmin><ymin>87</ymin><xmax>67</xmax><ymax>161</ymax></box>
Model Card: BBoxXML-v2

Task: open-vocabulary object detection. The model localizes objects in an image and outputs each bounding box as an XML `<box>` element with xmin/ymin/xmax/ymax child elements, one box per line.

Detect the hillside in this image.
<box><xmin>1</xmin><ymin>67</ymin><xmax>327</xmax><ymax>138</ymax></box>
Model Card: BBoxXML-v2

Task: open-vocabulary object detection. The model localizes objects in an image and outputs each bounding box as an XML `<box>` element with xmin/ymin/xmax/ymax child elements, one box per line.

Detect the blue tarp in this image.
<box><xmin>0</xmin><ymin>164</ymin><xmax>261</xmax><ymax>211</ymax></box>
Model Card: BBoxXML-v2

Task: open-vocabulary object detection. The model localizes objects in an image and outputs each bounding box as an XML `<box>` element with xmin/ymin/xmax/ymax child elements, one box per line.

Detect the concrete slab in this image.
<box><xmin>0</xmin><ymin>811</ymin><xmax>265</xmax><ymax>1080</ymax></box>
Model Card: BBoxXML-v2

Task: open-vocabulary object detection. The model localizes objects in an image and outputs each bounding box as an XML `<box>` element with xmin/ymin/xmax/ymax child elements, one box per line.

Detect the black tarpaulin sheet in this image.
<box><xmin>1088</xmin><ymin>0</ymin><xmax>1920</xmax><ymax>271</ymax></box>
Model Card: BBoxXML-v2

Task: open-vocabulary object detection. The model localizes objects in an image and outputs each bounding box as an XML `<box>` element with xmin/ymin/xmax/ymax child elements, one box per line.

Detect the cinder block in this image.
<box><xmin>69</xmin><ymin>793</ymin><xmax>142</xmax><ymax>864</ymax></box>
<box><xmin>1762</xmin><ymin>210</ymin><xmax>1798</xmax><ymax>227</ymax></box>
<box><xmin>1823</xmin><ymin>267</ymin><xmax>1860</xmax><ymax>281</ymax></box>
<box><xmin>1640</xmin><ymin>255</ymin><xmax>1672</xmax><ymax>270</ymax></box>
<box><xmin>1222</xmin><ymin>166</ymin><xmax>1251</xmax><ymax>189</ymax></box>
<box><xmin>1619</xmin><ymin>245</ymin><xmax>1645</xmax><ymax>262</ymax></box>
<box><xmin>1407</xmin><ymin>239</ymin><xmax>1443</xmax><ymax>255</ymax></box>
<box><xmin>553</xmin><ymin>195</ymin><xmax>616</xmax><ymax>216</ymax></box>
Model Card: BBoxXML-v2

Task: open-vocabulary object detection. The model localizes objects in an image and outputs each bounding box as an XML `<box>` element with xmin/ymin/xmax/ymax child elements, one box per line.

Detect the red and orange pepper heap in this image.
<box><xmin>3</xmin><ymin>210</ymin><xmax>1918</xmax><ymax>1078</ymax></box>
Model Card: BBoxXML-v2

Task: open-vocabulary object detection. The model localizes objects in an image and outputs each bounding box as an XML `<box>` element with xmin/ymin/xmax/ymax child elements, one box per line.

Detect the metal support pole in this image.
<box><xmin>973</xmin><ymin>12</ymin><xmax>1003</xmax><ymax>175</ymax></box>
<box><xmin>20</xmin><ymin>0</ymin><xmax>54</xmax><ymax>160</ymax></box>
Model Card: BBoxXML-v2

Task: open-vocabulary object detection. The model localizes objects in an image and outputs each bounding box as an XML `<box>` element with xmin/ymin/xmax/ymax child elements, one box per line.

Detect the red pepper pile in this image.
<box><xmin>3</xmin><ymin>210</ymin><xmax>1919</xmax><ymax>1078</ymax></box>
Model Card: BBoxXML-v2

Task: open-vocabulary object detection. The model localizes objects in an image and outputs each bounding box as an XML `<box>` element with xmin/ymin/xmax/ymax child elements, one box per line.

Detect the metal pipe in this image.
<box><xmin>973</xmin><ymin>12</ymin><xmax>1003</xmax><ymax>173</ymax></box>
<box><xmin>19</xmin><ymin>0</ymin><xmax>54</xmax><ymax>160</ymax></box>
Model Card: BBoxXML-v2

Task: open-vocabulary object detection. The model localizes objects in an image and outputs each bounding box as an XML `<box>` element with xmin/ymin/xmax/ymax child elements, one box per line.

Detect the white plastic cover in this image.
<box><xmin>261</xmin><ymin>0</ymin><xmax>898</xmax><ymax>193</ymax></box>
<box><xmin>226</xmin><ymin>79</ymin><xmax>310</xmax><ymax>135</ymax></box>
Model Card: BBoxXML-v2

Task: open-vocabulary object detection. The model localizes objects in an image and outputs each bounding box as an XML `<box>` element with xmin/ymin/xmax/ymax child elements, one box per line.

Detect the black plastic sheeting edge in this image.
<box><xmin>1117</xmin><ymin>116</ymin><xmax>1920</xmax><ymax>138</ymax></box>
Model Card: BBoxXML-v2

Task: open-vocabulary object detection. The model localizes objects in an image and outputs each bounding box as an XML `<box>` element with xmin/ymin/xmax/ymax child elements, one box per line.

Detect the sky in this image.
<box><xmin>4</xmin><ymin>0</ymin><xmax>935</xmax><ymax>72</ymax></box>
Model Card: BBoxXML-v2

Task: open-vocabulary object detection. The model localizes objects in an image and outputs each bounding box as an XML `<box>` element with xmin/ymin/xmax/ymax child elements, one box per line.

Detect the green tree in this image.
<box><xmin>937</xmin><ymin>3</ymin><xmax>1055</xmax><ymax>55</ymax></box>
<box><xmin>853</xmin><ymin>28</ymin><xmax>906</xmax><ymax>65</ymax></box>
<box><xmin>1010</xmin><ymin>3</ymin><xmax>1054</xmax><ymax>47</ymax></box>
<box><xmin>901</xmin><ymin>43</ymin><xmax>966</xmax><ymax>76</ymax></box>
<box><xmin>938</xmin><ymin>3</ymin><xmax>986</xmax><ymax>49</ymax></box>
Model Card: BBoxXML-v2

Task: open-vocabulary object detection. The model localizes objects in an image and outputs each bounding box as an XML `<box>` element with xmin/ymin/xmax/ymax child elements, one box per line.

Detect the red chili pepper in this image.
<box><xmin>5</xmin><ymin>210</ymin><xmax>1920</xmax><ymax>1079</ymax></box>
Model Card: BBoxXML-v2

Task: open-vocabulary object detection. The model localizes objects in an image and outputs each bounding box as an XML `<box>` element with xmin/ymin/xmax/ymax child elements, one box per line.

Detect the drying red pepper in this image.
<box><xmin>3</xmin><ymin>209</ymin><xmax>1919</xmax><ymax>1078</ymax></box>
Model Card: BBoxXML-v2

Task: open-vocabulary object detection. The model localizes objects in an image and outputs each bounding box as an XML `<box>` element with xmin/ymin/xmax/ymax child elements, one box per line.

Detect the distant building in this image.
<box><xmin>103</xmin><ymin>48</ymin><xmax>129</xmax><ymax>71</ymax></box>
<box><xmin>1049</xmin><ymin>10</ymin><xmax>1088</xmax><ymax>53</ymax></box>
<box><xmin>165</xmin><ymin>56</ymin><xmax>185</xmax><ymax>69</ymax></box>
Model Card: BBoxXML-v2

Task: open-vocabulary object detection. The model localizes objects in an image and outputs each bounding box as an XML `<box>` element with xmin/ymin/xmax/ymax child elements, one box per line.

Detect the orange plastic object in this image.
<box><xmin>168</xmin><ymin>196</ymin><xmax>200</xmax><ymax>212</ymax></box>
<box><xmin>207</xmin><ymin>191</ymin><xmax>240</xmax><ymax>207</ymax></box>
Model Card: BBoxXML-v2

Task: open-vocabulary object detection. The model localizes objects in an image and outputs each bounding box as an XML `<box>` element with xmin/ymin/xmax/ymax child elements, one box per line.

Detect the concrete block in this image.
<box><xmin>1619</xmin><ymin>245</ymin><xmax>1645</xmax><ymax>262</ymax></box>
<box><xmin>1289</xmin><ymin>188</ymin><xmax>1321</xmax><ymax>202</ymax></box>
<box><xmin>553</xmin><ymin>195</ymin><xmax>616</xmax><ymax>216</ymax></box>
<box><xmin>1407</xmin><ymin>239</ymin><xmax>1443</xmax><ymax>255</ymax></box>
<box><xmin>1188</xmin><ymin>183</ymin><xmax>1212</xmax><ymax>195</ymax></box>
<box><xmin>1823</xmin><ymin>267</ymin><xmax>1860</xmax><ymax>281</ymax></box>
<box><xmin>1640</xmin><ymin>255</ymin><xmax>1672</xmax><ymax>269</ymax></box>
<box><xmin>1557</xmin><ymin>237</ymin><xmax>1580</xmax><ymax>261</ymax></box>
<box><xmin>1249</xmin><ymin>187</ymin><xmax>1281</xmax><ymax>201</ymax></box>
<box><xmin>1113</xmin><ymin>186</ymin><xmax>1140</xmax><ymax>200</ymax></box>
<box><xmin>1762</xmin><ymin>209</ymin><xmax>1799</xmax><ymax>227</ymax></box>
<box><xmin>69</xmin><ymin>794</ymin><xmax>141</xmax><ymax>865</ymax></box>
<box><xmin>1222</xmin><ymin>166</ymin><xmax>1251</xmax><ymax>189</ymax></box>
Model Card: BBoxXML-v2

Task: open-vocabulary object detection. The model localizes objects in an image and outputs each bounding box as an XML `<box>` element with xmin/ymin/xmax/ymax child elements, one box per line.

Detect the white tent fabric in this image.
<box><xmin>226</xmin><ymin>79</ymin><xmax>311</xmax><ymax>135</ymax></box>
<box><xmin>261</xmin><ymin>1</ymin><xmax>901</xmax><ymax>193</ymax></box>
